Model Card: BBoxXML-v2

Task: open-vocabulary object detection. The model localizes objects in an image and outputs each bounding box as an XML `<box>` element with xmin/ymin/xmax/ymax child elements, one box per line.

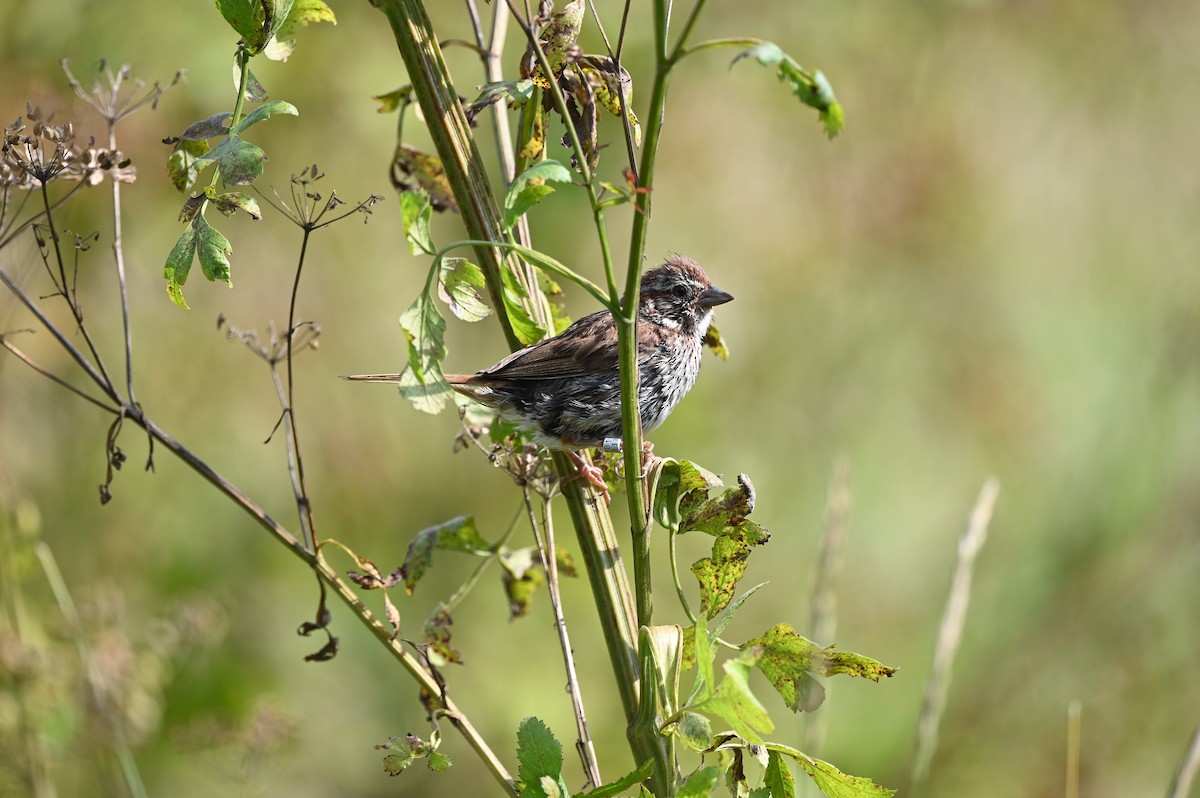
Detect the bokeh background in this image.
<box><xmin>2</xmin><ymin>1</ymin><xmax>1199</xmax><ymax>796</ymax></box>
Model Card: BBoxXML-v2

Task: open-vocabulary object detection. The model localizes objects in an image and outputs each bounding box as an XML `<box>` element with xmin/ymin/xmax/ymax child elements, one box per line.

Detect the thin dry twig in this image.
<box><xmin>1167</xmin><ymin>723</ymin><xmax>1200</xmax><ymax>798</ymax></box>
<box><xmin>909</xmin><ymin>478</ymin><xmax>1000</xmax><ymax>795</ymax></box>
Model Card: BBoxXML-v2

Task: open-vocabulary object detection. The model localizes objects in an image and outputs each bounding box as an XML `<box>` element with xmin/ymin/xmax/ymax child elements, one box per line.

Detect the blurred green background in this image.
<box><xmin>2</xmin><ymin>1</ymin><xmax>1199</xmax><ymax>796</ymax></box>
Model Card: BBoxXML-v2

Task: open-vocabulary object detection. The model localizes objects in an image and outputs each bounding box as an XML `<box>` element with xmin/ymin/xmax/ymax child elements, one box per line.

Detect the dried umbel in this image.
<box><xmin>2</xmin><ymin>105</ymin><xmax>135</xmax><ymax>188</ymax></box>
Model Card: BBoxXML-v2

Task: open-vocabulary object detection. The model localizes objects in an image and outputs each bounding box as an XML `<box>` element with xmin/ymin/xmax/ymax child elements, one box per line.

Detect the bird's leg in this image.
<box><xmin>602</xmin><ymin>438</ymin><xmax>660</xmax><ymax>479</ymax></box>
<box><xmin>563</xmin><ymin>449</ymin><xmax>611</xmax><ymax>506</ymax></box>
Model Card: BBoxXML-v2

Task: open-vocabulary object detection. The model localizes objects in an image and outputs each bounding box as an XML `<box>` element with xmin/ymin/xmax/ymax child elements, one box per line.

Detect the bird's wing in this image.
<box><xmin>475</xmin><ymin>311</ymin><xmax>664</xmax><ymax>381</ymax></box>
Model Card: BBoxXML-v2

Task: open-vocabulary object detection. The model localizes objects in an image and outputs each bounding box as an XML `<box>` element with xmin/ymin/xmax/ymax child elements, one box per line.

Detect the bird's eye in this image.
<box><xmin>671</xmin><ymin>284</ymin><xmax>689</xmax><ymax>299</ymax></box>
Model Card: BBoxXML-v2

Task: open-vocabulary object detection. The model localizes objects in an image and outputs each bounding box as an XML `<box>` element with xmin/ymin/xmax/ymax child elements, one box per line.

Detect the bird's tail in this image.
<box><xmin>343</xmin><ymin>372</ymin><xmax>489</xmax><ymax>402</ymax></box>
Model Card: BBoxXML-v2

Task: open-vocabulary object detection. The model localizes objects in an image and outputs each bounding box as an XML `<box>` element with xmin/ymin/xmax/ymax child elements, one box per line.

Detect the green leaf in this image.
<box><xmin>500</xmin><ymin>265</ymin><xmax>547</xmax><ymax>346</ymax></box>
<box><xmin>194</xmin><ymin>215</ymin><xmax>232</xmax><ymax>285</ymax></box>
<box><xmin>681</xmin><ymin>474</ymin><xmax>767</xmax><ymax>541</ymax></box>
<box><xmin>242</xmin><ymin>65</ymin><xmax>269</xmax><ymax>101</ymax></box>
<box><xmin>651</xmin><ymin>459</ymin><xmax>724</xmax><ymax>531</ymax></box>
<box><xmin>742</xmin><ymin>624</ymin><xmax>896</xmax><ymax>713</ymax></box>
<box><xmin>675</xmin><ymin>712</ymin><xmax>713</xmax><ymax>753</ymax></box>
<box><xmin>214</xmin><ymin>0</ymin><xmax>296</xmax><ymax>54</ymax></box>
<box><xmin>230</xmin><ymin>100</ymin><xmax>298</xmax><ymax>134</ymax></box>
<box><xmin>501</xmin><ymin>546</ymin><xmax>547</xmax><ymax>619</ymax></box>
<box><xmin>396</xmin><ymin>290</ymin><xmax>452</xmax><ymax>414</ymax></box>
<box><xmin>205</xmin><ymin>188</ymin><xmax>262</xmax><ymax>220</ymax></box>
<box><xmin>683</xmin><ymin>474</ymin><xmax>770</xmax><ymax>619</ymax></box>
<box><xmin>703</xmin><ymin>321</ymin><xmax>730</xmax><ymax>360</ymax></box>
<box><xmin>392</xmin><ymin>144</ymin><xmax>457</xmax><ymax>212</ymax></box>
<box><xmin>377</xmin><ymin>732</ymin><xmax>453</xmax><ymax>776</ymax></box>
<box><xmin>765</xmin><ymin>751</ymin><xmax>796</xmax><ymax>798</ymax></box>
<box><xmin>503</xmin><ymin>159</ymin><xmax>573</xmax><ymax>230</ymax></box>
<box><xmin>438</xmin><ymin>258</ymin><xmax>492</xmax><ymax>322</ymax></box>
<box><xmin>576</xmin><ymin>54</ymin><xmax>642</xmax><ymax>146</ymax></box>
<box><xmin>279</xmin><ymin>0</ymin><xmax>336</xmax><ymax>35</ymax></box>
<box><xmin>172</xmin><ymin>113</ymin><xmax>233</xmax><ymax>142</ymax></box>
<box><xmin>677</xmin><ymin>766</ymin><xmax>721</xmax><ymax>798</ymax></box>
<box><xmin>692</xmin><ymin>542</ymin><xmax>750</xmax><ymax>621</ymax></box>
<box><xmin>768</xmin><ymin>744</ymin><xmax>895</xmax><ymax>798</ymax></box>
<box><xmin>167</xmin><ymin>139</ymin><xmax>209</xmax><ymax>193</ymax></box>
<box><xmin>575</xmin><ymin>760</ymin><xmax>655</xmax><ymax>798</ymax></box>
<box><xmin>373</xmin><ymin>85</ymin><xmax>413</xmax><ymax>114</ymax></box>
<box><xmin>163</xmin><ymin>226</ymin><xmax>198</xmax><ymax>309</ymax></box>
<box><xmin>399</xmin><ymin>190</ymin><xmax>435</xmax><ymax>255</ymax></box>
<box><xmin>465</xmin><ymin>79</ymin><xmax>535</xmax><ymax>123</ymax></box>
<box><xmin>692</xmin><ymin>652</ymin><xmax>774</xmax><ymax>745</ymax></box>
<box><xmin>400</xmin><ymin>516</ymin><xmax>489</xmax><ymax>594</ymax></box>
<box><xmin>194</xmin><ymin>135</ymin><xmax>267</xmax><ymax>186</ymax></box>
<box><xmin>516</xmin><ymin>717</ymin><xmax>569</xmax><ymax>798</ymax></box>
<box><xmin>423</xmin><ymin>604</ymin><xmax>461</xmax><ymax>665</ymax></box>
<box><xmin>540</xmin><ymin>0</ymin><xmax>584</xmax><ymax>75</ymax></box>
<box><xmin>732</xmin><ymin>42</ymin><xmax>844</xmax><ymax>139</ymax></box>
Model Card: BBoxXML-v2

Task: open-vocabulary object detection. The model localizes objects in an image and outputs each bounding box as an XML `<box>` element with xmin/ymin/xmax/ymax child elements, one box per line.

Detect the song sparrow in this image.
<box><xmin>352</xmin><ymin>255</ymin><xmax>732</xmax><ymax>501</ymax></box>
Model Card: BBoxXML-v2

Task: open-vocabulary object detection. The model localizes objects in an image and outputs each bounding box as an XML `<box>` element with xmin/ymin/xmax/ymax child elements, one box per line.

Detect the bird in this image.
<box><xmin>351</xmin><ymin>255</ymin><xmax>732</xmax><ymax>502</ymax></box>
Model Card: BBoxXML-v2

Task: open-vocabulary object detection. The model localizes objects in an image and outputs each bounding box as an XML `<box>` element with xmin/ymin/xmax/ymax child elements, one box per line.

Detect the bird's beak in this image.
<box><xmin>698</xmin><ymin>285</ymin><xmax>734</xmax><ymax>307</ymax></box>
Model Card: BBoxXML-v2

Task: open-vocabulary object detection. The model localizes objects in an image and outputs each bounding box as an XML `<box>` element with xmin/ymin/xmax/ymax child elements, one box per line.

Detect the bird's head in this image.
<box><xmin>639</xmin><ymin>255</ymin><xmax>733</xmax><ymax>337</ymax></box>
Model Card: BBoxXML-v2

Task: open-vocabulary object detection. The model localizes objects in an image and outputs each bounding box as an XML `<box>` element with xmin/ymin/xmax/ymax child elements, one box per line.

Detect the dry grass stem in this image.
<box><xmin>909</xmin><ymin>478</ymin><xmax>1000</xmax><ymax>795</ymax></box>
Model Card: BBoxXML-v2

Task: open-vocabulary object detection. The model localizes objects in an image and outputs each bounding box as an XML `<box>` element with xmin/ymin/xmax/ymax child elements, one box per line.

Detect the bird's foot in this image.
<box><xmin>565</xmin><ymin>450</ymin><xmax>611</xmax><ymax>506</ymax></box>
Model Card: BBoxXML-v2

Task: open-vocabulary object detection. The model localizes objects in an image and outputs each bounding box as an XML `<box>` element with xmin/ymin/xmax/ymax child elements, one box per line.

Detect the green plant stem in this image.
<box><xmin>553</xmin><ymin>452</ymin><xmax>640</xmax><ymax>710</ymax></box>
<box><xmin>436</xmin><ymin>239</ymin><xmax>613</xmax><ymax>310</ymax></box>
<box><xmin>620</xmin><ymin>0</ymin><xmax>673</xmax><ymax>631</ymax></box>
<box><xmin>673</xmin><ymin>36</ymin><xmax>763</xmax><ymax>62</ymax></box>
<box><xmin>668</xmin><ymin>0</ymin><xmax>713</xmax><ymax>61</ymax></box>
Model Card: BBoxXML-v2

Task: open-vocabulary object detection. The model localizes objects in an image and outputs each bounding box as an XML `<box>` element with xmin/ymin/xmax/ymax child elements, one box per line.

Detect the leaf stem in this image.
<box><xmin>673</xmin><ymin>36</ymin><xmax>763</xmax><ymax>63</ymax></box>
<box><xmin>437</xmin><ymin>239</ymin><xmax>614</xmax><ymax>311</ymax></box>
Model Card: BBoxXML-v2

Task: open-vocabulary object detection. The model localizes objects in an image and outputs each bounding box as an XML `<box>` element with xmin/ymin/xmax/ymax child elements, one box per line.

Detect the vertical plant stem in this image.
<box><xmin>553</xmin><ymin>452</ymin><xmax>640</xmax><ymax>717</ymax></box>
<box><xmin>909</xmin><ymin>478</ymin><xmax>1000</xmax><ymax>796</ymax></box>
<box><xmin>283</xmin><ymin>227</ymin><xmax>317</xmax><ymax>551</ymax></box>
<box><xmin>107</xmin><ymin>118</ymin><xmax>137</xmax><ymax>407</ymax></box>
<box><xmin>620</xmin><ymin>0</ymin><xmax>673</xmax><ymax>631</ymax></box>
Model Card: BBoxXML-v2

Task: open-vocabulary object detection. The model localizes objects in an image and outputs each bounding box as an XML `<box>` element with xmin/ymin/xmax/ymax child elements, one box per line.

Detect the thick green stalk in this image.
<box><xmin>620</xmin><ymin>0</ymin><xmax>673</xmax><ymax>631</ymax></box>
<box><xmin>368</xmin><ymin>0</ymin><xmax>646</xmax><ymax>786</ymax></box>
